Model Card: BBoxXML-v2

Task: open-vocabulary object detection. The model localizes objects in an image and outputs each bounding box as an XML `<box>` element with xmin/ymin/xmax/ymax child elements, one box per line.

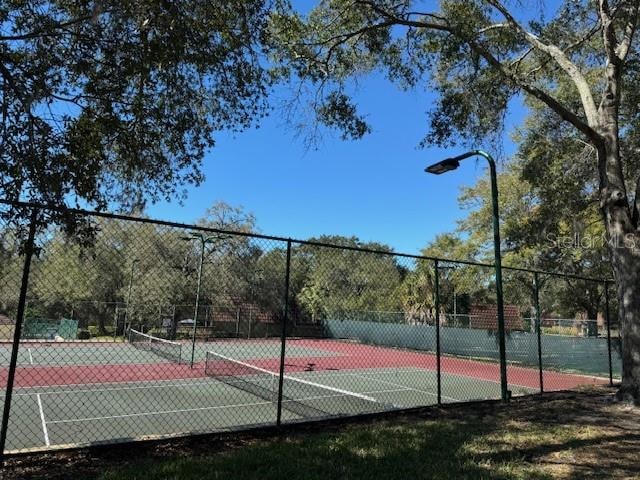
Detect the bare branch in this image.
<box><xmin>616</xmin><ymin>1</ymin><xmax>640</xmax><ymax>61</ymax></box>
<box><xmin>487</xmin><ymin>0</ymin><xmax>600</xmax><ymax>128</ymax></box>
<box><xmin>467</xmin><ymin>37</ymin><xmax>601</xmax><ymax>143</ymax></box>
<box><xmin>509</xmin><ymin>47</ymin><xmax>534</xmax><ymax>73</ymax></box>
<box><xmin>478</xmin><ymin>23</ymin><xmax>509</xmax><ymax>34</ymax></box>
<box><xmin>599</xmin><ymin>0</ymin><xmax>621</xmax><ymax>64</ymax></box>
<box><xmin>354</xmin><ymin>1</ymin><xmax>451</xmax><ymax>32</ymax></box>
<box><xmin>0</xmin><ymin>13</ymin><xmax>98</xmax><ymax>42</ymax></box>
<box><xmin>351</xmin><ymin>0</ymin><xmax>601</xmax><ymax>142</ymax></box>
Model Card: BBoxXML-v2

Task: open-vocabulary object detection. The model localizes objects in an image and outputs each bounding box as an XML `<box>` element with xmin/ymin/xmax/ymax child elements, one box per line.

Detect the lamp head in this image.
<box><xmin>424</xmin><ymin>158</ymin><xmax>460</xmax><ymax>175</ymax></box>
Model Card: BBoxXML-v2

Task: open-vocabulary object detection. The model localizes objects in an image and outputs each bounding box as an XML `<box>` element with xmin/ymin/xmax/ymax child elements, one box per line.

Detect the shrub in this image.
<box><xmin>77</xmin><ymin>329</ymin><xmax>91</xmax><ymax>340</ymax></box>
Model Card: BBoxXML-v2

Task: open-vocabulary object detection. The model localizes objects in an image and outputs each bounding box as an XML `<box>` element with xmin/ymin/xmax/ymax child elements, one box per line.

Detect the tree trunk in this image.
<box><xmin>598</xmin><ymin>142</ymin><xmax>640</xmax><ymax>403</ymax></box>
<box><xmin>610</xmin><ymin>248</ymin><xmax>640</xmax><ymax>402</ymax></box>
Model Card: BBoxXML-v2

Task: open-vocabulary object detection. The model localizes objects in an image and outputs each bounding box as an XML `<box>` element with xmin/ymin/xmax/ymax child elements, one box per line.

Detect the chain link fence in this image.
<box><xmin>0</xmin><ymin>201</ymin><xmax>618</xmax><ymax>455</ymax></box>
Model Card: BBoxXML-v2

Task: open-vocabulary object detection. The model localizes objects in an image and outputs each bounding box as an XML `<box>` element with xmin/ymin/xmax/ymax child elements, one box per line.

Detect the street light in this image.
<box><xmin>425</xmin><ymin>149</ymin><xmax>509</xmax><ymax>402</ymax></box>
<box><xmin>181</xmin><ymin>232</ymin><xmax>229</xmax><ymax>368</ymax></box>
<box><xmin>425</xmin><ymin>158</ymin><xmax>461</xmax><ymax>175</ymax></box>
<box><xmin>124</xmin><ymin>258</ymin><xmax>139</xmax><ymax>339</ymax></box>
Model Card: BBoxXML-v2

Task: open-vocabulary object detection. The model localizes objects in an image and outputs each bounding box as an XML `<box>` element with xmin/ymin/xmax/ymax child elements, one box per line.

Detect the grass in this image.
<box><xmin>95</xmin><ymin>420</ymin><xmax>553</xmax><ymax>480</ymax></box>
<box><xmin>8</xmin><ymin>387</ymin><xmax>640</xmax><ymax>480</ymax></box>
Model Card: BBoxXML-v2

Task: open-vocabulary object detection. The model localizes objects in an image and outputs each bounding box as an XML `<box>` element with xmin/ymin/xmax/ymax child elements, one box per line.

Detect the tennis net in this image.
<box><xmin>204</xmin><ymin>350</ymin><xmax>389</xmax><ymax>419</ymax></box>
<box><xmin>128</xmin><ymin>329</ymin><xmax>182</xmax><ymax>363</ymax></box>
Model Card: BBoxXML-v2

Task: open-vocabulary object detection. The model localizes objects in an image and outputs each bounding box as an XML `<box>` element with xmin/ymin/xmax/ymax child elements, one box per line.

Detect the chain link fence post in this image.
<box><xmin>276</xmin><ymin>240</ymin><xmax>292</xmax><ymax>426</ymax></box>
<box><xmin>533</xmin><ymin>272</ymin><xmax>543</xmax><ymax>393</ymax></box>
<box><xmin>0</xmin><ymin>208</ymin><xmax>38</xmax><ymax>461</ymax></box>
<box><xmin>433</xmin><ymin>259</ymin><xmax>442</xmax><ymax>405</ymax></box>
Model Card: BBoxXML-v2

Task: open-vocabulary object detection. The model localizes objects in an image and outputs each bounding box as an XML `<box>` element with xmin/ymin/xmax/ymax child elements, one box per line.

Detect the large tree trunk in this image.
<box><xmin>598</xmin><ymin>141</ymin><xmax>640</xmax><ymax>403</ymax></box>
<box><xmin>610</xmin><ymin>243</ymin><xmax>640</xmax><ymax>402</ymax></box>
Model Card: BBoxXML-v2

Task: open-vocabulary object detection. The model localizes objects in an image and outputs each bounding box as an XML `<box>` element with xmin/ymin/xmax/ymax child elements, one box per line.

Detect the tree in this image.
<box><xmin>456</xmin><ymin>146</ymin><xmax>610</xmax><ymax>324</ymax></box>
<box><xmin>15</xmin><ymin>202</ymin><xmax>263</xmax><ymax>334</ymax></box>
<box><xmin>270</xmin><ymin>1</ymin><xmax>640</xmax><ymax>402</ymax></box>
<box><xmin>0</xmin><ymin>225</ymin><xmax>29</xmax><ymax>318</ymax></box>
<box><xmin>293</xmin><ymin>236</ymin><xmax>404</xmax><ymax>321</ymax></box>
<box><xmin>1</xmin><ymin>1</ymin><xmax>270</xmax><ymax>213</ymax></box>
<box><xmin>192</xmin><ymin>202</ymin><xmax>258</xmax><ymax>310</ymax></box>
<box><xmin>399</xmin><ymin>258</ymin><xmax>436</xmax><ymax>323</ymax></box>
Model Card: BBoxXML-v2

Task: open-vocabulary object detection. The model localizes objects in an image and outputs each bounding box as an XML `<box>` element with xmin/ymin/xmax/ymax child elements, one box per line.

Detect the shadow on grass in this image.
<box><xmin>93</xmin><ymin>389</ymin><xmax>639</xmax><ymax>480</ymax></box>
<box><xmin>479</xmin><ymin>389</ymin><xmax>640</xmax><ymax>479</ymax></box>
<box><xmin>7</xmin><ymin>387</ymin><xmax>640</xmax><ymax>480</ymax></box>
<box><xmin>94</xmin><ymin>418</ymin><xmax>548</xmax><ymax>480</ymax></box>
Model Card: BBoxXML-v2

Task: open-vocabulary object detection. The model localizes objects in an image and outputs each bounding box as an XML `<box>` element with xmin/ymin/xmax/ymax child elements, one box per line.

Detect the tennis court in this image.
<box><xmin>0</xmin><ymin>336</ymin><xmax>608</xmax><ymax>453</ymax></box>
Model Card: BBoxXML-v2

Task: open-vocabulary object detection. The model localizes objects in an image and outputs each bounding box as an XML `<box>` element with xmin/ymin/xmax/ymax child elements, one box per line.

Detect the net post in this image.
<box><xmin>113</xmin><ymin>305</ymin><xmax>118</xmax><ymax>342</ymax></box>
<box><xmin>605</xmin><ymin>280</ymin><xmax>613</xmax><ymax>386</ymax></box>
<box><xmin>276</xmin><ymin>240</ymin><xmax>292</xmax><ymax>426</ymax></box>
<box><xmin>433</xmin><ymin>259</ymin><xmax>441</xmax><ymax>405</ymax></box>
<box><xmin>124</xmin><ymin>259</ymin><xmax>137</xmax><ymax>340</ymax></box>
<box><xmin>533</xmin><ymin>272</ymin><xmax>543</xmax><ymax>393</ymax></box>
<box><xmin>170</xmin><ymin>304</ymin><xmax>177</xmax><ymax>340</ymax></box>
<box><xmin>0</xmin><ymin>208</ymin><xmax>38</xmax><ymax>462</ymax></box>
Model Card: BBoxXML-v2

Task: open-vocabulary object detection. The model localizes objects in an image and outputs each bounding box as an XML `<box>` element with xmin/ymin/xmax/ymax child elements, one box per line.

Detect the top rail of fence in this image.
<box><xmin>0</xmin><ymin>198</ymin><xmax>613</xmax><ymax>284</ymax></box>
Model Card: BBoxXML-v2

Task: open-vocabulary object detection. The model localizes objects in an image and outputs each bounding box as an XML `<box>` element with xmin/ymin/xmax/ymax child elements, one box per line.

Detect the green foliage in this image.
<box><xmin>293</xmin><ymin>236</ymin><xmax>404</xmax><ymax>320</ymax></box>
<box><xmin>399</xmin><ymin>258</ymin><xmax>435</xmax><ymax>320</ymax></box>
<box><xmin>267</xmin><ymin>1</ymin><xmax>554</xmax><ymax>145</ymax></box>
<box><xmin>1</xmin><ymin>1</ymin><xmax>271</xmax><ymax>212</ymax></box>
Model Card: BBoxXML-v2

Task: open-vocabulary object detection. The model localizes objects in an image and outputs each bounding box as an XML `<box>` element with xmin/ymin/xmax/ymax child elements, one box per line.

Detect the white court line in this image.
<box><xmin>6</xmin><ymin>368</ymin><xmax>423</xmax><ymax>396</ymax></box>
<box><xmin>6</xmin><ymin>375</ymin><xmax>204</xmax><ymax>391</ymax></box>
<box><xmin>347</xmin><ymin>372</ymin><xmax>460</xmax><ymax>402</ymax></box>
<box><xmin>207</xmin><ymin>350</ymin><xmax>380</xmax><ymax>404</ymax></box>
<box><xmin>0</xmin><ymin>366</ymin><xmax>568</xmax><ymax>401</ymax></box>
<box><xmin>4</xmin><ymin>367</ymin><xmax>547</xmax><ymax>394</ymax></box>
<box><xmin>46</xmin><ymin>387</ymin><xmax>404</xmax><ymax>425</ymax></box>
<box><xmin>294</xmin><ymin>362</ymin><xmax>609</xmax><ymax>389</ymax></box>
<box><xmin>309</xmin><ymin>365</ymin><xmax>540</xmax><ymax>393</ymax></box>
<box><xmin>47</xmin><ymin>400</ymin><xmax>274</xmax><ymax>424</ymax></box>
<box><xmin>28</xmin><ymin>348</ymin><xmax>34</xmax><ymax>365</ymax></box>
<box><xmin>11</xmin><ymin>379</ymin><xmax>224</xmax><ymax>397</ymax></box>
<box><xmin>36</xmin><ymin>394</ymin><xmax>50</xmax><ymax>446</ymax></box>
<box><xmin>287</xmin><ymin>368</ymin><xmax>427</xmax><ymax>380</ymax></box>
<box><xmin>4</xmin><ymin>367</ymin><xmax>530</xmax><ymax>399</ymax></box>
<box><xmin>439</xmin><ymin>370</ymin><xmax>538</xmax><ymax>392</ymax></box>
<box><xmin>8</xmin><ymin>369</ymin><xmax>428</xmax><ymax>399</ymax></box>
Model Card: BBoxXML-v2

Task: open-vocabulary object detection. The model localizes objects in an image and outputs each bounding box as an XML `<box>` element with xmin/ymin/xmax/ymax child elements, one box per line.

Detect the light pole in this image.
<box><xmin>425</xmin><ymin>150</ymin><xmax>509</xmax><ymax>402</ymax></box>
<box><xmin>248</xmin><ymin>266</ymin><xmax>263</xmax><ymax>339</ymax></box>
<box><xmin>124</xmin><ymin>258</ymin><xmax>139</xmax><ymax>339</ymax></box>
<box><xmin>182</xmin><ymin>232</ymin><xmax>229</xmax><ymax>368</ymax></box>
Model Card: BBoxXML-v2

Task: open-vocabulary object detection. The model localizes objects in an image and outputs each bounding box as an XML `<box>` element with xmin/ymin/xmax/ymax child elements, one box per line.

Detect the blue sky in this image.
<box><xmin>147</xmin><ymin>72</ymin><xmax>526</xmax><ymax>255</ymax></box>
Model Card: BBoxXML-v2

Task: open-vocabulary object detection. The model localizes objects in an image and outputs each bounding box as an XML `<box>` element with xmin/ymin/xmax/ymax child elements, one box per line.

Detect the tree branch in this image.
<box><xmin>0</xmin><ymin>13</ymin><xmax>98</xmax><ymax>42</ymax></box>
<box><xmin>598</xmin><ymin>0</ymin><xmax>620</xmax><ymax>64</ymax></box>
<box><xmin>354</xmin><ymin>1</ymin><xmax>451</xmax><ymax>32</ymax></box>
<box><xmin>351</xmin><ymin>0</ymin><xmax>601</xmax><ymax>143</ymax></box>
<box><xmin>487</xmin><ymin>0</ymin><xmax>600</xmax><ymax>128</ymax></box>
<box><xmin>615</xmin><ymin>0</ymin><xmax>640</xmax><ymax>61</ymax></box>
<box><xmin>469</xmin><ymin>38</ymin><xmax>601</xmax><ymax>142</ymax></box>
<box><xmin>478</xmin><ymin>23</ymin><xmax>509</xmax><ymax>34</ymax></box>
